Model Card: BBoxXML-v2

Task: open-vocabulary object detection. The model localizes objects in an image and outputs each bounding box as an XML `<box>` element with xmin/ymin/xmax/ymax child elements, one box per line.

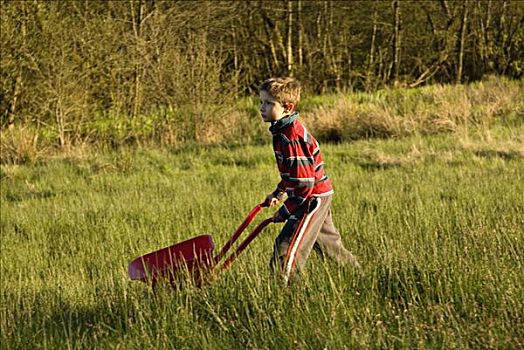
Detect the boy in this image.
<box><xmin>259</xmin><ymin>77</ymin><xmax>361</xmax><ymax>283</ymax></box>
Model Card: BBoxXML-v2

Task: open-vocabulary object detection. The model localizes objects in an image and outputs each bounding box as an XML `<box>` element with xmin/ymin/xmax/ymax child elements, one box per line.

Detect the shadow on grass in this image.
<box><xmin>2</xmin><ymin>289</ymin><xmax>141</xmax><ymax>349</ymax></box>
<box><xmin>373</xmin><ymin>264</ymin><xmax>442</xmax><ymax>308</ymax></box>
<box><xmin>473</xmin><ymin>149</ymin><xmax>523</xmax><ymax>161</ymax></box>
<box><xmin>4</xmin><ymin>189</ymin><xmax>57</xmax><ymax>203</ymax></box>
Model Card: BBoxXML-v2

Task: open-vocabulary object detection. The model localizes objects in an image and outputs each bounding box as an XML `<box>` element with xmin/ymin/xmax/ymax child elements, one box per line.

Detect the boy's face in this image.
<box><xmin>259</xmin><ymin>90</ymin><xmax>292</xmax><ymax>123</ymax></box>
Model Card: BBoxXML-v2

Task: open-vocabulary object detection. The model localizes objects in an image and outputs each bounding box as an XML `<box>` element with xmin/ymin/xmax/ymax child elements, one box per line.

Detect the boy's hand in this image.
<box><xmin>264</xmin><ymin>193</ymin><xmax>280</xmax><ymax>207</ymax></box>
<box><xmin>272</xmin><ymin>210</ymin><xmax>285</xmax><ymax>223</ymax></box>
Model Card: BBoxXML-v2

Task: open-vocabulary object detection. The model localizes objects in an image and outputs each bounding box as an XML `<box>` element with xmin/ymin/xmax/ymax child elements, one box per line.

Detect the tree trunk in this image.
<box><xmin>261</xmin><ymin>8</ymin><xmax>282</xmax><ymax>71</ymax></box>
<box><xmin>326</xmin><ymin>0</ymin><xmax>340</xmax><ymax>89</ymax></box>
<box><xmin>366</xmin><ymin>3</ymin><xmax>378</xmax><ymax>89</ymax></box>
<box><xmin>232</xmin><ymin>22</ymin><xmax>239</xmax><ymax>97</ymax></box>
<box><xmin>322</xmin><ymin>1</ymin><xmax>329</xmax><ymax>92</ymax></box>
<box><xmin>7</xmin><ymin>2</ymin><xmax>30</xmax><ymax>129</ymax></box>
<box><xmin>495</xmin><ymin>0</ymin><xmax>508</xmax><ymax>74</ymax></box>
<box><xmin>286</xmin><ymin>0</ymin><xmax>294</xmax><ymax>76</ymax></box>
<box><xmin>440</xmin><ymin>0</ymin><xmax>452</xmax><ymax>26</ymax></box>
<box><xmin>484</xmin><ymin>0</ymin><xmax>492</xmax><ymax>66</ymax></box>
<box><xmin>456</xmin><ymin>1</ymin><xmax>468</xmax><ymax>83</ymax></box>
<box><xmin>131</xmin><ymin>0</ymin><xmax>144</xmax><ymax>118</ymax></box>
<box><xmin>297</xmin><ymin>0</ymin><xmax>303</xmax><ymax>68</ymax></box>
<box><xmin>391</xmin><ymin>0</ymin><xmax>401</xmax><ymax>84</ymax></box>
<box><xmin>476</xmin><ymin>0</ymin><xmax>492</xmax><ymax>71</ymax></box>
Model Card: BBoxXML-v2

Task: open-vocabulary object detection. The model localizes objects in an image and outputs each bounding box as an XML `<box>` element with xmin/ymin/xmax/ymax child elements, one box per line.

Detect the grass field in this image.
<box><xmin>1</xmin><ymin>123</ymin><xmax>523</xmax><ymax>349</ymax></box>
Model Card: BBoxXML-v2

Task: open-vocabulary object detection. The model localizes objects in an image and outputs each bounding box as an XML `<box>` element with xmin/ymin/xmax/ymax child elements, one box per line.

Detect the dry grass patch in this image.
<box><xmin>460</xmin><ymin>139</ymin><xmax>524</xmax><ymax>161</ymax></box>
<box><xmin>303</xmin><ymin>77</ymin><xmax>523</xmax><ymax>142</ymax></box>
<box><xmin>358</xmin><ymin>145</ymin><xmax>424</xmax><ymax>169</ymax></box>
<box><xmin>458</xmin><ymin>124</ymin><xmax>524</xmax><ymax>161</ymax></box>
<box><xmin>0</xmin><ymin>127</ymin><xmax>48</xmax><ymax>164</ymax></box>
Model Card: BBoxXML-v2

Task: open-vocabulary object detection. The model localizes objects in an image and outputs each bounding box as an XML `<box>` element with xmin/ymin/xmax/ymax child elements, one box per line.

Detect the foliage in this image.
<box><xmin>1</xmin><ymin>0</ymin><xmax>523</xmax><ymax>137</ymax></box>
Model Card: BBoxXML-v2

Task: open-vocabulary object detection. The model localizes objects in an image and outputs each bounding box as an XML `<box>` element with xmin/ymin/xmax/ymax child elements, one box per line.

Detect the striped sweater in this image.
<box><xmin>270</xmin><ymin>112</ymin><xmax>333</xmax><ymax>219</ymax></box>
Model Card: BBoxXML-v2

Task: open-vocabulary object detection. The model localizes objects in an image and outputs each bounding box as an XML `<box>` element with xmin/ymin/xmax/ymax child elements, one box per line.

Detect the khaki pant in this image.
<box><xmin>270</xmin><ymin>195</ymin><xmax>360</xmax><ymax>282</ymax></box>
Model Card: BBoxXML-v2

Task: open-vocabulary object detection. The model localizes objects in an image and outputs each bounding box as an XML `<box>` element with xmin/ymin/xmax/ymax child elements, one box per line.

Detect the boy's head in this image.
<box><xmin>259</xmin><ymin>77</ymin><xmax>301</xmax><ymax>123</ymax></box>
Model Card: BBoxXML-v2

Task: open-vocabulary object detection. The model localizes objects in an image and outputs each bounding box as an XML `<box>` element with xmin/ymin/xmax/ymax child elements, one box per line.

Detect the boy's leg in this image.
<box><xmin>270</xmin><ymin>212</ymin><xmax>304</xmax><ymax>273</ymax></box>
<box><xmin>270</xmin><ymin>195</ymin><xmax>361</xmax><ymax>280</ymax></box>
<box><xmin>270</xmin><ymin>197</ymin><xmax>329</xmax><ymax>282</ymax></box>
<box><xmin>314</xmin><ymin>205</ymin><xmax>361</xmax><ymax>269</ymax></box>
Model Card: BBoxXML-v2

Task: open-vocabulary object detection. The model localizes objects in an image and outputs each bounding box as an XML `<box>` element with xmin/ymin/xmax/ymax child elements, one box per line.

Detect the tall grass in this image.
<box><xmin>1</xmin><ymin>123</ymin><xmax>523</xmax><ymax>349</ymax></box>
<box><xmin>305</xmin><ymin>76</ymin><xmax>524</xmax><ymax>140</ymax></box>
<box><xmin>1</xmin><ymin>76</ymin><xmax>522</xmax><ymax>164</ymax></box>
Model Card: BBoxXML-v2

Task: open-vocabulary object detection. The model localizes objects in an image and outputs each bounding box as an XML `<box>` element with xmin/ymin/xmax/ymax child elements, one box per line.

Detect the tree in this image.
<box><xmin>1</xmin><ymin>0</ymin><xmax>522</xmax><ymax>139</ymax></box>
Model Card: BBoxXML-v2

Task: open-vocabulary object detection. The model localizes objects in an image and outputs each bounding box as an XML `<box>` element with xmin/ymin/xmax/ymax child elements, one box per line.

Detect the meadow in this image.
<box><xmin>1</xmin><ymin>119</ymin><xmax>523</xmax><ymax>349</ymax></box>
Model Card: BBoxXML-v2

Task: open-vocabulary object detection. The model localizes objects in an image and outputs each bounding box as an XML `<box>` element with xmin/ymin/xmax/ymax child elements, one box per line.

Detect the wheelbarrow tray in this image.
<box><xmin>128</xmin><ymin>234</ymin><xmax>215</xmax><ymax>284</ymax></box>
<box><xmin>128</xmin><ymin>203</ymin><xmax>271</xmax><ymax>289</ymax></box>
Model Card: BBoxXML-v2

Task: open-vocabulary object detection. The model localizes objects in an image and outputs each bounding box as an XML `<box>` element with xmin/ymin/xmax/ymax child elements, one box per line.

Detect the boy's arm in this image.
<box><xmin>264</xmin><ymin>191</ymin><xmax>286</xmax><ymax>207</ymax></box>
<box><xmin>277</xmin><ymin>140</ymin><xmax>316</xmax><ymax>220</ymax></box>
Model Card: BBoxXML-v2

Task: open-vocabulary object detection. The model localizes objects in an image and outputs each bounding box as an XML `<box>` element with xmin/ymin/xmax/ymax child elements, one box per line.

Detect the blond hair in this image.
<box><xmin>259</xmin><ymin>77</ymin><xmax>301</xmax><ymax>107</ymax></box>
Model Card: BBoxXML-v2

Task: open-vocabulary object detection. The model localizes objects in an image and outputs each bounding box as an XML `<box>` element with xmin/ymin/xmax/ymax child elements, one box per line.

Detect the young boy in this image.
<box><xmin>259</xmin><ymin>77</ymin><xmax>361</xmax><ymax>283</ymax></box>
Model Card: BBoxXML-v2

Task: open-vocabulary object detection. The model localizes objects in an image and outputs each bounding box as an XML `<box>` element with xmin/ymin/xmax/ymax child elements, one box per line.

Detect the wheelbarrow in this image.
<box><xmin>128</xmin><ymin>203</ymin><xmax>272</xmax><ymax>288</ymax></box>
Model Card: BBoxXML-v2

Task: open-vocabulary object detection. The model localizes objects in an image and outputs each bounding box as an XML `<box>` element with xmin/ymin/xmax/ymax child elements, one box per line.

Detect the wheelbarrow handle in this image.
<box><xmin>220</xmin><ymin>217</ymin><xmax>273</xmax><ymax>272</ymax></box>
<box><xmin>213</xmin><ymin>202</ymin><xmax>268</xmax><ymax>264</ymax></box>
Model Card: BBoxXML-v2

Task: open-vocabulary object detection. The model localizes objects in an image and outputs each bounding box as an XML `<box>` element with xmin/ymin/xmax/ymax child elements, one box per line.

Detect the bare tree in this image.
<box><xmin>130</xmin><ymin>0</ymin><xmax>145</xmax><ymax>118</ymax></box>
<box><xmin>1</xmin><ymin>0</ymin><xmax>522</xmax><ymax>139</ymax></box>
<box><xmin>297</xmin><ymin>0</ymin><xmax>304</xmax><ymax>69</ymax></box>
<box><xmin>456</xmin><ymin>0</ymin><xmax>469</xmax><ymax>83</ymax></box>
<box><xmin>391</xmin><ymin>0</ymin><xmax>401</xmax><ymax>84</ymax></box>
<box><xmin>286</xmin><ymin>0</ymin><xmax>294</xmax><ymax>76</ymax></box>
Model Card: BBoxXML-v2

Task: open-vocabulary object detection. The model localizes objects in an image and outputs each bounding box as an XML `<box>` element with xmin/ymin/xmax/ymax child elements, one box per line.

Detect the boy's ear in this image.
<box><xmin>284</xmin><ymin>103</ymin><xmax>295</xmax><ymax>113</ymax></box>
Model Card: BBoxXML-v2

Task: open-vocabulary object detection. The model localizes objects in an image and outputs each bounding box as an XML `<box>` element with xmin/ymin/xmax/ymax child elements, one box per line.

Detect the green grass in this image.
<box><xmin>1</xmin><ymin>124</ymin><xmax>523</xmax><ymax>349</ymax></box>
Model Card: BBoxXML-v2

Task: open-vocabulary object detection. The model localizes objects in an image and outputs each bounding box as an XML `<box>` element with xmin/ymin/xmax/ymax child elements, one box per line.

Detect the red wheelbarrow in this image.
<box><xmin>128</xmin><ymin>203</ymin><xmax>272</xmax><ymax>288</ymax></box>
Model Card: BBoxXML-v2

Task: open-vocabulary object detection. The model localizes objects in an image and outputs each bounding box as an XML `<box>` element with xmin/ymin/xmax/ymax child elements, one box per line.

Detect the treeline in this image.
<box><xmin>1</xmin><ymin>1</ymin><xmax>523</xmax><ymax>139</ymax></box>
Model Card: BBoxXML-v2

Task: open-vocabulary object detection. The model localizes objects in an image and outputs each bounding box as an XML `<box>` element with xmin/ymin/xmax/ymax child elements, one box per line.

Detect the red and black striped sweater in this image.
<box><xmin>270</xmin><ymin>112</ymin><xmax>333</xmax><ymax>220</ymax></box>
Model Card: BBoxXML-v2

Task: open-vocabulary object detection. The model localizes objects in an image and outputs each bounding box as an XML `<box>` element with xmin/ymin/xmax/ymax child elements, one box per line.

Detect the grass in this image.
<box><xmin>1</xmin><ymin>122</ymin><xmax>523</xmax><ymax>349</ymax></box>
<box><xmin>1</xmin><ymin>76</ymin><xmax>522</xmax><ymax>164</ymax></box>
<box><xmin>304</xmin><ymin>76</ymin><xmax>524</xmax><ymax>141</ymax></box>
